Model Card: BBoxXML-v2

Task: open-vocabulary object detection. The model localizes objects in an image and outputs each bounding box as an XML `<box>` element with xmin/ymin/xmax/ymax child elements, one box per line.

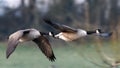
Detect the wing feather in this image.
<box><xmin>33</xmin><ymin>36</ymin><xmax>56</xmax><ymax>62</ymax></box>
<box><xmin>6</xmin><ymin>31</ymin><xmax>23</xmax><ymax>58</ymax></box>
<box><xmin>43</xmin><ymin>18</ymin><xmax>77</xmax><ymax>33</ymax></box>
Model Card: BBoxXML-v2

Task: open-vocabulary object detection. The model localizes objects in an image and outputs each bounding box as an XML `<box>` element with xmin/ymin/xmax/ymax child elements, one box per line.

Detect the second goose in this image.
<box><xmin>43</xmin><ymin>19</ymin><xmax>112</xmax><ymax>41</ymax></box>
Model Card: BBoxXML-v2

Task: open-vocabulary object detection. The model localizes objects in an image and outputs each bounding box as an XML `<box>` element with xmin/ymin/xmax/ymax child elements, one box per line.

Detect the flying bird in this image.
<box><xmin>7</xmin><ymin>28</ymin><xmax>56</xmax><ymax>62</ymax></box>
<box><xmin>43</xmin><ymin>19</ymin><xmax>112</xmax><ymax>41</ymax></box>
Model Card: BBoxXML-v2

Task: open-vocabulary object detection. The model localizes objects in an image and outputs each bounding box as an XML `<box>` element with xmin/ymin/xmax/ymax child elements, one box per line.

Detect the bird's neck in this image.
<box><xmin>87</xmin><ymin>30</ymin><xmax>96</xmax><ymax>35</ymax></box>
<box><xmin>40</xmin><ymin>32</ymin><xmax>55</xmax><ymax>37</ymax></box>
<box><xmin>40</xmin><ymin>32</ymin><xmax>49</xmax><ymax>35</ymax></box>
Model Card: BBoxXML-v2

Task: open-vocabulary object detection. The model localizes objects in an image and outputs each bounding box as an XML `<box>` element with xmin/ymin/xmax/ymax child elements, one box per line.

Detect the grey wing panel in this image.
<box><xmin>6</xmin><ymin>30</ymin><xmax>23</xmax><ymax>58</ymax></box>
<box><xmin>6</xmin><ymin>40</ymin><xmax>19</xmax><ymax>58</ymax></box>
<box><xmin>43</xmin><ymin>19</ymin><xmax>77</xmax><ymax>33</ymax></box>
<box><xmin>32</xmin><ymin>36</ymin><xmax>56</xmax><ymax>62</ymax></box>
<box><xmin>61</xmin><ymin>25</ymin><xmax>77</xmax><ymax>33</ymax></box>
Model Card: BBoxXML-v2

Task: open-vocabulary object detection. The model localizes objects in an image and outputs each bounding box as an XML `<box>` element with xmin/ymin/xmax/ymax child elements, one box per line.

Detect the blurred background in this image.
<box><xmin>0</xmin><ymin>0</ymin><xmax>120</xmax><ymax>68</ymax></box>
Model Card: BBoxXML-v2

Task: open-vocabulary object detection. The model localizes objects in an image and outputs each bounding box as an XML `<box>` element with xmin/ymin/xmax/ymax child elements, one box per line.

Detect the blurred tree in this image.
<box><xmin>0</xmin><ymin>0</ymin><xmax>119</xmax><ymax>42</ymax></box>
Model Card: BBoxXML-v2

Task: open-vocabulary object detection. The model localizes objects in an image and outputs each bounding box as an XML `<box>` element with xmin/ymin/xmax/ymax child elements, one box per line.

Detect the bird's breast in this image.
<box><xmin>19</xmin><ymin>36</ymin><xmax>31</xmax><ymax>42</ymax></box>
<box><xmin>19</xmin><ymin>32</ymin><xmax>40</xmax><ymax>42</ymax></box>
<box><xmin>56</xmin><ymin>32</ymin><xmax>80</xmax><ymax>41</ymax></box>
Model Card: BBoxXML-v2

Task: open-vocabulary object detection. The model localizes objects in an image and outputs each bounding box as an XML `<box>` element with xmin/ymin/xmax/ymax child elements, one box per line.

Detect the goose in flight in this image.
<box><xmin>7</xmin><ymin>28</ymin><xmax>56</xmax><ymax>62</ymax></box>
<box><xmin>43</xmin><ymin>19</ymin><xmax>112</xmax><ymax>41</ymax></box>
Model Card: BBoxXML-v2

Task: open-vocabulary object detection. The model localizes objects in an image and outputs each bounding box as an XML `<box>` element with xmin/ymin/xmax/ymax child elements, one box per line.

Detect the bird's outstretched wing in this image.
<box><xmin>6</xmin><ymin>30</ymin><xmax>23</xmax><ymax>58</ymax></box>
<box><xmin>33</xmin><ymin>36</ymin><xmax>56</xmax><ymax>62</ymax></box>
<box><xmin>43</xmin><ymin>18</ymin><xmax>77</xmax><ymax>33</ymax></box>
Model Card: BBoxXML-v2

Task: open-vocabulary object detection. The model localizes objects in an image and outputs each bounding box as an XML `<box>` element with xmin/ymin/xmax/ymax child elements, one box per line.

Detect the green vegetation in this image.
<box><xmin>0</xmin><ymin>42</ymin><xmax>120</xmax><ymax>68</ymax></box>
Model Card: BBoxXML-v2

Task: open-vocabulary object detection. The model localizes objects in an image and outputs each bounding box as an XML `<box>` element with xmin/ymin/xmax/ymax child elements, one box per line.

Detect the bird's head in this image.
<box><xmin>49</xmin><ymin>32</ymin><xmax>55</xmax><ymax>37</ymax></box>
<box><xmin>96</xmin><ymin>29</ymin><xmax>102</xmax><ymax>34</ymax></box>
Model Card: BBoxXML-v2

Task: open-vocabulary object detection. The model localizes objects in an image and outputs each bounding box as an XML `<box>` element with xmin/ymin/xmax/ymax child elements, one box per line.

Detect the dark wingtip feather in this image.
<box><xmin>43</xmin><ymin>18</ymin><xmax>53</xmax><ymax>24</ymax></box>
<box><xmin>6</xmin><ymin>46</ymin><xmax>12</xmax><ymax>59</ymax></box>
<box><xmin>6</xmin><ymin>50</ymin><xmax>10</xmax><ymax>59</ymax></box>
<box><xmin>49</xmin><ymin>54</ymin><xmax>56</xmax><ymax>62</ymax></box>
<box><xmin>6</xmin><ymin>55</ymin><xmax>9</xmax><ymax>59</ymax></box>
